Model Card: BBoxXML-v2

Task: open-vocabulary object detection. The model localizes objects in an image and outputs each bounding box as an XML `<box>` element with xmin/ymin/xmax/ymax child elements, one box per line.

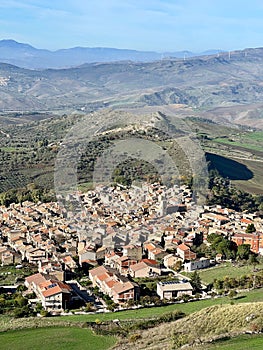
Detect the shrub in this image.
<box><xmin>40</xmin><ymin>310</ymin><xmax>50</xmax><ymax>317</ymax></box>
<box><xmin>129</xmin><ymin>333</ymin><xmax>142</xmax><ymax>342</ymax></box>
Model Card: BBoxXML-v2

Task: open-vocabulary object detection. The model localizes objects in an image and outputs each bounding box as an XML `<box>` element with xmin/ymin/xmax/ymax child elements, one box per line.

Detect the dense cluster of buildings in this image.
<box><xmin>0</xmin><ymin>182</ymin><xmax>262</xmax><ymax>311</ymax></box>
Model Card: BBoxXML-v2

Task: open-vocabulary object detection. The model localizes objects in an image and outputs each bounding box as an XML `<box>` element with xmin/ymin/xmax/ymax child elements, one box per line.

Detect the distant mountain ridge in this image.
<box><xmin>1</xmin><ymin>42</ymin><xmax>263</xmax><ymax>130</ymax></box>
<box><xmin>0</xmin><ymin>39</ymin><xmax>225</xmax><ymax>69</ymax></box>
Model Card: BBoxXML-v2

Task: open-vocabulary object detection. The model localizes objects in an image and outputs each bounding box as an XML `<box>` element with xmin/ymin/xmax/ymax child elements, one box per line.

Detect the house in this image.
<box><xmin>61</xmin><ymin>255</ymin><xmax>77</xmax><ymax>271</ymax></box>
<box><xmin>176</xmin><ymin>243</ymin><xmax>196</xmax><ymax>261</ymax></box>
<box><xmin>148</xmin><ymin>247</ymin><xmax>167</xmax><ymax>261</ymax></box>
<box><xmin>231</xmin><ymin>232</ymin><xmax>261</xmax><ymax>254</ymax></box>
<box><xmin>129</xmin><ymin>259</ymin><xmax>161</xmax><ymax>278</ymax></box>
<box><xmin>184</xmin><ymin>257</ymin><xmax>210</xmax><ymax>272</ymax></box>
<box><xmin>25</xmin><ymin>272</ymin><xmax>49</xmax><ymax>290</ymax></box>
<box><xmin>111</xmin><ymin>280</ymin><xmax>140</xmax><ymax>304</ymax></box>
<box><xmin>163</xmin><ymin>254</ymin><xmax>182</xmax><ymax>269</ymax></box>
<box><xmin>26</xmin><ymin>247</ymin><xmax>46</xmax><ymax>264</ymax></box>
<box><xmin>144</xmin><ymin>242</ymin><xmax>166</xmax><ymax>261</ymax></box>
<box><xmin>201</xmin><ymin>213</ymin><xmax>230</xmax><ymax>226</ymax></box>
<box><xmin>122</xmin><ymin>244</ymin><xmax>142</xmax><ymax>261</ymax></box>
<box><xmin>157</xmin><ymin>280</ymin><xmax>193</xmax><ymax>300</ymax></box>
<box><xmin>25</xmin><ymin>272</ymin><xmax>72</xmax><ymax>311</ymax></box>
<box><xmin>1</xmin><ymin>250</ymin><xmax>22</xmax><ymax>266</ymax></box>
<box><xmin>89</xmin><ymin>265</ymin><xmax>140</xmax><ymax>303</ymax></box>
<box><xmin>78</xmin><ymin>247</ymin><xmax>97</xmax><ymax>264</ymax></box>
<box><xmin>38</xmin><ymin>279</ymin><xmax>72</xmax><ymax>311</ymax></box>
<box><xmin>114</xmin><ymin>256</ymin><xmax>137</xmax><ymax>276</ymax></box>
<box><xmin>38</xmin><ymin>260</ymin><xmax>64</xmax><ymax>281</ymax></box>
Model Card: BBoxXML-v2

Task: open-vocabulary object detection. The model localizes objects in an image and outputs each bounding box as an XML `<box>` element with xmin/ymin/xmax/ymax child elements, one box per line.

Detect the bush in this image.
<box><xmin>40</xmin><ymin>309</ymin><xmax>51</xmax><ymax>317</ymax></box>
<box><xmin>13</xmin><ymin>305</ymin><xmax>33</xmax><ymax>318</ymax></box>
<box><xmin>129</xmin><ymin>333</ymin><xmax>142</xmax><ymax>342</ymax></box>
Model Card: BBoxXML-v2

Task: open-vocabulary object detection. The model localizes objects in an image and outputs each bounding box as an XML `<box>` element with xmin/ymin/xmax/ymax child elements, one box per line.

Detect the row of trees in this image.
<box><xmin>213</xmin><ymin>271</ymin><xmax>263</xmax><ymax>291</ymax></box>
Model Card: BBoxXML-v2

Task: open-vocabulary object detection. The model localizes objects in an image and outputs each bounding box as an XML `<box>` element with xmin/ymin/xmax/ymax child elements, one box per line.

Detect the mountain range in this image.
<box><xmin>0</xmin><ymin>40</ymin><xmax>263</xmax><ymax>129</ymax></box>
<box><xmin>0</xmin><ymin>39</ymin><xmax>224</xmax><ymax>69</ymax></box>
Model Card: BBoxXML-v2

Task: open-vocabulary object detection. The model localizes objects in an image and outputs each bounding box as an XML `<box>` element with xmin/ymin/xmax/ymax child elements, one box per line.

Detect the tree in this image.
<box><xmin>213</xmin><ymin>279</ymin><xmax>223</xmax><ymax>291</ymax></box>
<box><xmin>228</xmin><ymin>290</ymin><xmax>237</xmax><ymax>299</ymax></box>
<box><xmin>246</xmin><ymin>223</ymin><xmax>256</xmax><ymax>233</ymax></box>
<box><xmin>173</xmin><ymin>260</ymin><xmax>183</xmax><ymax>272</ymax></box>
<box><xmin>248</xmin><ymin>253</ymin><xmax>259</xmax><ymax>267</ymax></box>
<box><xmin>16</xmin><ymin>284</ymin><xmax>27</xmax><ymax>292</ymax></box>
<box><xmin>190</xmin><ymin>271</ymin><xmax>202</xmax><ymax>293</ymax></box>
<box><xmin>237</xmin><ymin>244</ymin><xmax>251</xmax><ymax>260</ymax></box>
<box><xmin>14</xmin><ymin>296</ymin><xmax>28</xmax><ymax>307</ymax></box>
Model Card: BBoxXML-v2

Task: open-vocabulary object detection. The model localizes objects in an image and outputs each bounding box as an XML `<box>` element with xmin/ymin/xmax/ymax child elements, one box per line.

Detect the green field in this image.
<box><xmin>197</xmin><ymin>262</ymin><xmax>263</xmax><ymax>284</ymax></box>
<box><xmin>214</xmin><ymin>138</ymin><xmax>262</xmax><ymax>152</ymax></box>
<box><xmin>0</xmin><ymin>289</ymin><xmax>263</xmax><ymax>350</ymax></box>
<box><xmin>204</xmin><ymin>334</ymin><xmax>263</xmax><ymax>350</ymax></box>
<box><xmin>245</xmin><ymin>131</ymin><xmax>263</xmax><ymax>142</ymax></box>
<box><xmin>0</xmin><ymin>288</ymin><xmax>262</xmax><ymax>331</ymax></box>
<box><xmin>214</xmin><ymin>131</ymin><xmax>263</xmax><ymax>153</ymax></box>
<box><xmin>0</xmin><ymin>327</ymin><xmax>116</xmax><ymax>350</ymax></box>
<box><xmin>58</xmin><ymin>288</ymin><xmax>263</xmax><ymax>322</ymax></box>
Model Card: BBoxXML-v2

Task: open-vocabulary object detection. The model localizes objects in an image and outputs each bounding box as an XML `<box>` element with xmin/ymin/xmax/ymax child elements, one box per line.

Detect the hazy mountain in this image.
<box><xmin>1</xmin><ymin>44</ymin><xmax>263</xmax><ymax>128</ymax></box>
<box><xmin>0</xmin><ymin>39</ymin><xmax>224</xmax><ymax>69</ymax></box>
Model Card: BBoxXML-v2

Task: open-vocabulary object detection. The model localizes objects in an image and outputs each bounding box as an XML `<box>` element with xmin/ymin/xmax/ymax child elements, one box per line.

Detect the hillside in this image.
<box><xmin>112</xmin><ymin>302</ymin><xmax>263</xmax><ymax>350</ymax></box>
<box><xmin>1</xmin><ymin>47</ymin><xmax>263</xmax><ymax>128</ymax></box>
<box><xmin>0</xmin><ymin>109</ymin><xmax>262</xmax><ymax>196</ymax></box>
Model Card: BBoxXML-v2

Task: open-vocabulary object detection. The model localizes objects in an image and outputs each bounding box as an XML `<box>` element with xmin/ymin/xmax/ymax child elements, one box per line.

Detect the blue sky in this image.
<box><xmin>0</xmin><ymin>0</ymin><xmax>263</xmax><ymax>52</ymax></box>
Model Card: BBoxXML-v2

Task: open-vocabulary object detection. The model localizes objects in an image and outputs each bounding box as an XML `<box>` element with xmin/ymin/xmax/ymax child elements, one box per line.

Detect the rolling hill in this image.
<box><xmin>0</xmin><ymin>46</ymin><xmax>263</xmax><ymax>130</ymax></box>
<box><xmin>112</xmin><ymin>302</ymin><xmax>263</xmax><ymax>350</ymax></box>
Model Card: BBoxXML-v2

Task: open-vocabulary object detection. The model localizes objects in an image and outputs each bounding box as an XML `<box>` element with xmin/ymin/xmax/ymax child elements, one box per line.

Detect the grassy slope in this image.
<box><xmin>0</xmin><ymin>288</ymin><xmax>263</xmax><ymax>331</ymax></box>
<box><xmin>112</xmin><ymin>302</ymin><xmax>263</xmax><ymax>350</ymax></box>
<box><xmin>0</xmin><ymin>289</ymin><xmax>262</xmax><ymax>350</ymax></box>
<box><xmin>0</xmin><ymin>327</ymin><xmax>116</xmax><ymax>350</ymax></box>
<box><xmin>202</xmin><ymin>334</ymin><xmax>263</xmax><ymax>350</ymax></box>
<box><xmin>195</xmin><ymin>262</ymin><xmax>263</xmax><ymax>284</ymax></box>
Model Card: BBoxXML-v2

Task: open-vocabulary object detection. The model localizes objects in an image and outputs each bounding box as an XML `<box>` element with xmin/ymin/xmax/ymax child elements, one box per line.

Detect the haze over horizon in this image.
<box><xmin>0</xmin><ymin>1</ymin><xmax>263</xmax><ymax>52</ymax></box>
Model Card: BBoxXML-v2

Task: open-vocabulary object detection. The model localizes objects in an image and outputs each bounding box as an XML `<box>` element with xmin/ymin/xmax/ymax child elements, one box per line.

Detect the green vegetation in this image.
<box><xmin>0</xmin><ymin>327</ymin><xmax>116</xmax><ymax>350</ymax></box>
<box><xmin>1</xmin><ymin>289</ymin><xmax>263</xmax><ymax>350</ymax></box>
<box><xmin>18</xmin><ymin>287</ymin><xmax>263</xmax><ymax>324</ymax></box>
<box><xmin>0</xmin><ymin>183</ymin><xmax>55</xmax><ymax>206</ymax></box>
<box><xmin>203</xmin><ymin>334</ymin><xmax>263</xmax><ymax>350</ymax></box>
<box><xmin>214</xmin><ymin>131</ymin><xmax>263</xmax><ymax>153</ymax></box>
<box><xmin>207</xmin><ymin>175</ymin><xmax>263</xmax><ymax>212</ymax></box>
<box><xmin>205</xmin><ymin>232</ymin><xmax>237</xmax><ymax>259</ymax></box>
<box><xmin>111</xmin><ymin>302</ymin><xmax>263</xmax><ymax>350</ymax></box>
<box><xmin>0</xmin><ymin>264</ymin><xmax>38</xmax><ymax>285</ymax></box>
<box><xmin>196</xmin><ymin>262</ymin><xmax>263</xmax><ymax>285</ymax></box>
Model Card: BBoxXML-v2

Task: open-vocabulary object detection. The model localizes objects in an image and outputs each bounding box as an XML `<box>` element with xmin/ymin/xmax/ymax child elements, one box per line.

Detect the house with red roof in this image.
<box><xmin>129</xmin><ymin>259</ymin><xmax>161</xmax><ymax>278</ymax></box>
<box><xmin>25</xmin><ymin>272</ymin><xmax>72</xmax><ymax>311</ymax></box>
<box><xmin>176</xmin><ymin>243</ymin><xmax>196</xmax><ymax>261</ymax></box>
<box><xmin>89</xmin><ymin>265</ymin><xmax>140</xmax><ymax>304</ymax></box>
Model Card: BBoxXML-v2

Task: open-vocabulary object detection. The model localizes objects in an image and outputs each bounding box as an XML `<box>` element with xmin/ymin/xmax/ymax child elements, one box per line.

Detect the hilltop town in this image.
<box><xmin>0</xmin><ymin>182</ymin><xmax>262</xmax><ymax>314</ymax></box>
